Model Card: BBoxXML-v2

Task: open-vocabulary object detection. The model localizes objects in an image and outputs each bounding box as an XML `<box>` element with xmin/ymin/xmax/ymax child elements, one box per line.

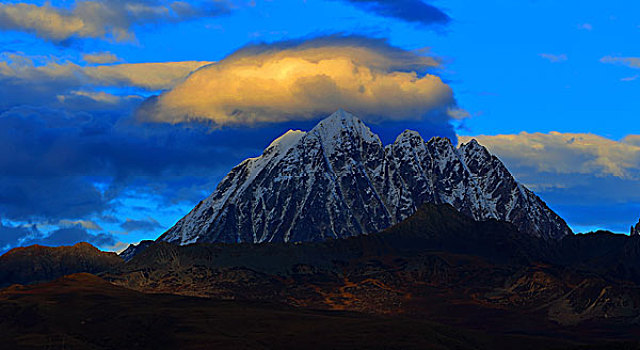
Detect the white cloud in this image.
<box><xmin>600</xmin><ymin>56</ymin><xmax>640</xmax><ymax>69</ymax></box>
<box><xmin>621</xmin><ymin>75</ymin><xmax>639</xmax><ymax>82</ymax></box>
<box><xmin>142</xmin><ymin>36</ymin><xmax>457</xmax><ymax>126</ymax></box>
<box><xmin>539</xmin><ymin>53</ymin><xmax>568</xmax><ymax>63</ymax></box>
<box><xmin>578</xmin><ymin>23</ymin><xmax>593</xmax><ymax>31</ymax></box>
<box><xmin>58</xmin><ymin>219</ymin><xmax>103</xmax><ymax>230</ymax></box>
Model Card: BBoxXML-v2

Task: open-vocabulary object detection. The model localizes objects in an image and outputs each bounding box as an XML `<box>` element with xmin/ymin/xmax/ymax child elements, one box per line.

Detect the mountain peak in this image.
<box><xmin>394</xmin><ymin>129</ymin><xmax>424</xmax><ymax>144</ymax></box>
<box><xmin>313</xmin><ymin>109</ymin><xmax>364</xmax><ymax>130</ymax></box>
<box><xmin>309</xmin><ymin>109</ymin><xmax>381</xmax><ymax>153</ymax></box>
<box><xmin>328</xmin><ymin>108</ymin><xmax>356</xmax><ymax>120</ymax></box>
<box><xmin>459</xmin><ymin>138</ymin><xmax>491</xmax><ymax>158</ymax></box>
<box><xmin>428</xmin><ymin>136</ymin><xmax>454</xmax><ymax>145</ymax></box>
<box><xmin>460</xmin><ymin>138</ymin><xmax>483</xmax><ymax>150</ymax></box>
<box><xmin>159</xmin><ymin>110</ymin><xmax>571</xmax><ymax>245</ymax></box>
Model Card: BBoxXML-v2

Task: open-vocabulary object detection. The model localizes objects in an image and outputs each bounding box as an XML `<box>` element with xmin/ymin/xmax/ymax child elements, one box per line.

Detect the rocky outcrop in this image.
<box><xmin>631</xmin><ymin>217</ymin><xmax>640</xmax><ymax>236</ymax></box>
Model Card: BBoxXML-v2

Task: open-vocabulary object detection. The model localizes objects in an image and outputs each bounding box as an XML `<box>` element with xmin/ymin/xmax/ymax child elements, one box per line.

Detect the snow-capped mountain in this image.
<box><xmin>159</xmin><ymin>110</ymin><xmax>572</xmax><ymax>245</ymax></box>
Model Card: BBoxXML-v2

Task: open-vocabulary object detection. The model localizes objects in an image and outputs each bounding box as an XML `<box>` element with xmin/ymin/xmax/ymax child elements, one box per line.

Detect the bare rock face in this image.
<box><xmin>159</xmin><ymin>110</ymin><xmax>572</xmax><ymax>245</ymax></box>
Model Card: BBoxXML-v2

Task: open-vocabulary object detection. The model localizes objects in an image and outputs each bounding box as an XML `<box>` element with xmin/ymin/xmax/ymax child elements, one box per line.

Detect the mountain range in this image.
<box><xmin>158</xmin><ymin>110</ymin><xmax>571</xmax><ymax>246</ymax></box>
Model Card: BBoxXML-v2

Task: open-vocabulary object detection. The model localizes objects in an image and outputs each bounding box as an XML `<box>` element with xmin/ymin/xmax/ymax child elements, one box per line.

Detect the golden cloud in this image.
<box><xmin>83</xmin><ymin>52</ymin><xmax>121</xmax><ymax>64</ymax></box>
<box><xmin>0</xmin><ymin>0</ymin><xmax>229</xmax><ymax>42</ymax></box>
<box><xmin>83</xmin><ymin>61</ymin><xmax>214</xmax><ymax>90</ymax></box>
<box><xmin>143</xmin><ymin>37</ymin><xmax>455</xmax><ymax>125</ymax></box>
<box><xmin>0</xmin><ymin>3</ymin><xmax>90</xmax><ymax>41</ymax></box>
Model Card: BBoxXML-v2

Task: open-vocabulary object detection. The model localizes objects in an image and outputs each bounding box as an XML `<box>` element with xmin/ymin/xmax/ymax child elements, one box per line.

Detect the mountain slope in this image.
<box><xmin>159</xmin><ymin>110</ymin><xmax>571</xmax><ymax>245</ymax></box>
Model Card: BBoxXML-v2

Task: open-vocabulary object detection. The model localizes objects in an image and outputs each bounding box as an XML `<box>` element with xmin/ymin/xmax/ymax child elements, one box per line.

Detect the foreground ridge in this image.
<box><xmin>159</xmin><ymin>110</ymin><xmax>571</xmax><ymax>244</ymax></box>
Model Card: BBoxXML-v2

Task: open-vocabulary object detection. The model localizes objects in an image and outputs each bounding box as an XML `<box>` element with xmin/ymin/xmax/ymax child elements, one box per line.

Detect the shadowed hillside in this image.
<box><xmin>0</xmin><ymin>243</ymin><xmax>123</xmax><ymax>287</ymax></box>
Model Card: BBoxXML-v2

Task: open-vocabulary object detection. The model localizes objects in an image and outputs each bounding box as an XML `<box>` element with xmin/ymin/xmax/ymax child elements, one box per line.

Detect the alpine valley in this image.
<box><xmin>2</xmin><ymin>111</ymin><xmax>640</xmax><ymax>350</ymax></box>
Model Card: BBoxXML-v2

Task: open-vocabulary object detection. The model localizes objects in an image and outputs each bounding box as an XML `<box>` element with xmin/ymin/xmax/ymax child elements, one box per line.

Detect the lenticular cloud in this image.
<box><xmin>141</xmin><ymin>36</ymin><xmax>458</xmax><ymax>126</ymax></box>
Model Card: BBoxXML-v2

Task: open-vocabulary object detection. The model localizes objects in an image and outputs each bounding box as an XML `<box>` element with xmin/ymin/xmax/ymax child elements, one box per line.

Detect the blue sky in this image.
<box><xmin>0</xmin><ymin>0</ymin><xmax>639</xmax><ymax>252</ymax></box>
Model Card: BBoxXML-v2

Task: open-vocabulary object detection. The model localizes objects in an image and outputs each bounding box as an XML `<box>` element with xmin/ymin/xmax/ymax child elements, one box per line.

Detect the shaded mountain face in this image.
<box><xmin>119</xmin><ymin>240</ymin><xmax>154</xmax><ymax>262</ymax></box>
<box><xmin>631</xmin><ymin>217</ymin><xmax>640</xmax><ymax>236</ymax></box>
<box><xmin>0</xmin><ymin>242</ymin><xmax>123</xmax><ymax>287</ymax></box>
<box><xmin>159</xmin><ymin>110</ymin><xmax>571</xmax><ymax>245</ymax></box>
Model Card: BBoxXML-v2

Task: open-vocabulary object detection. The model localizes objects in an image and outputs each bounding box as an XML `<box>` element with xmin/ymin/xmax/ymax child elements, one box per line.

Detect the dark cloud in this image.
<box><xmin>0</xmin><ymin>177</ymin><xmax>109</xmax><ymax>222</ymax></box>
<box><xmin>120</xmin><ymin>217</ymin><xmax>162</xmax><ymax>232</ymax></box>
<box><xmin>0</xmin><ymin>106</ymin><xmax>263</xmax><ymax>178</ymax></box>
<box><xmin>0</xmin><ymin>222</ymin><xmax>116</xmax><ymax>253</ymax></box>
<box><xmin>0</xmin><ymin>223</ymin><xmax>37</xmax><ymax>251</ymax></box>
<box><xmin>0</xmin><ymin>105</ymin><xmax>288</xmax><ymax>222</ymax></box>
<box><xmin>339</xmin><ymin>0</ymin><xmax>450</xmax><ymax>26</ymax></box>
<box><xmin>23</xmin><ymin>226</ymin><xmax>117</xmax><ymax>248</ymax></box>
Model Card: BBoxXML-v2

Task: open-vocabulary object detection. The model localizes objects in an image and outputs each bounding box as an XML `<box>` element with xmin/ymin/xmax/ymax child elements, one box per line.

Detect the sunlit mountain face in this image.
<box><xmin>1</xmin><ymin>1</ymin><xmax>640</xmax><ymax>348</ymax></box>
